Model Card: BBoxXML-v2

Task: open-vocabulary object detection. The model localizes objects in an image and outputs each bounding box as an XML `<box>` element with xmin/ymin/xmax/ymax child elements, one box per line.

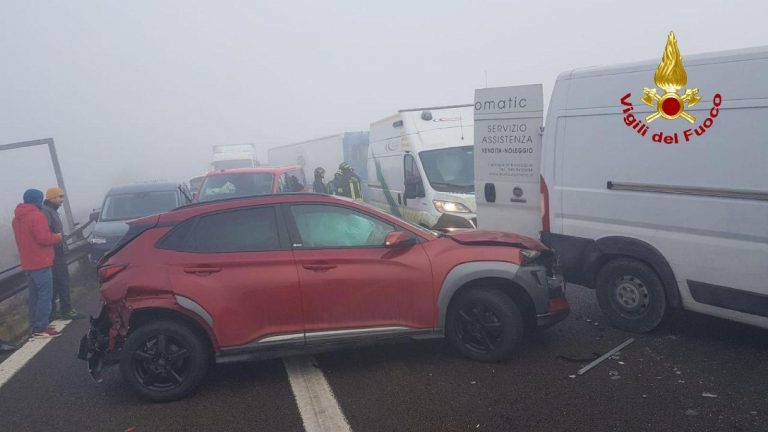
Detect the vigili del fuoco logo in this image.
<box><xmin>620</xmin><ymin>32</ymin><xmax>722</xmax><ymax>144</ymax></box>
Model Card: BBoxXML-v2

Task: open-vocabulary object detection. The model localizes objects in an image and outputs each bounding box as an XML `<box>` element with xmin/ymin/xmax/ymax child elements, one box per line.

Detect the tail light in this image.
<box><xmin>98</xmin><ymin>265</ymin><xmax>126</xmax><ymax>283</ymax></box>
<box><xmin>540</xmin><ymin>175</ymin><xmax>550</xmax><ymax>233</ymax></box>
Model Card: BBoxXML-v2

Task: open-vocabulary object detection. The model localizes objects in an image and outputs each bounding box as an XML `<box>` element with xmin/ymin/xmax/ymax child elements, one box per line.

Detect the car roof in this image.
<box><xmin>205</xmin><ymin>166</ymin><xmax>301</xmax><ymax>176</ymax></box>
<box><xmin>159</xmin><ymin>193</ymin><xmax>418</xmax><ymax>232</ymax></box>
<box><xmin>106</xmin><ymin>182</ymin><xmax>183</xmax><ymax>195</ymax></box>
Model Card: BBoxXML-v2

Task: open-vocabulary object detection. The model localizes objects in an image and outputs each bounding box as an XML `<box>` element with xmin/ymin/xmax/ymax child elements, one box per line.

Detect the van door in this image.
<box><xmin>474</xmin><ymin>85</ymin><xmax>544</xmax><ymax>238</ymax></box>
<box><xmin>402</xmin><ymin>153</ymin><xmax>431</xmax><ymax>227</ymax></box>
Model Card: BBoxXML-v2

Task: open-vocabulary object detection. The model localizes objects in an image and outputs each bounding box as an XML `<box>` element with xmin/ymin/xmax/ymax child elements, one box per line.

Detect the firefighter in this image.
<box><xmin>328</xmin><ymin>170</ymin><xmax>349</xmax><ymax>196</ymax></box>
<box><xmin>312</xmin><ymin>167</ymin><xmax>327</xmax><ymax>193</ymax></box>
<box><xmin>338</xmin><ymin>162</ymin><xmax>362</xmax><ymax>201</ymax></box>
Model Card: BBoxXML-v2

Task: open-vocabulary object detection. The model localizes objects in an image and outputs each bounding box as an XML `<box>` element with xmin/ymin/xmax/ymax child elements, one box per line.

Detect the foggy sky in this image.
<box><xmin>1</xmin><ymin>0</ymin><xmax>766</xmax><ymax>225</ymax></box>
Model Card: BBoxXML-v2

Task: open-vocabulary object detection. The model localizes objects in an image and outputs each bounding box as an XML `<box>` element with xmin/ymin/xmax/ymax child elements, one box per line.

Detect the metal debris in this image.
<box><xmin>577</xmin><ymin>338</ymin><xmax>635</xmax><ymax>376</ymax></box>
<box><xmin>702</xmin><ymin>392</ymin><xmax>718</xmax><ymax>398</ymax></box>
<box><xmin>685</xmin><ymin>409</ymin><xmax>699</xmax><ymax>416</ymax></box>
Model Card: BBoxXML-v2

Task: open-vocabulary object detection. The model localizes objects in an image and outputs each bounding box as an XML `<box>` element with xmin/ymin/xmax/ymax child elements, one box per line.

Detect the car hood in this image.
<box><xmin>443</xmin><ymin>230</ymin><xmax>546</xmax><ymax>251</ymax></box>
<box><xmin>92</xmin><ymin>221</ymin><xmax>130</xmax><ymax>240</ymax></box>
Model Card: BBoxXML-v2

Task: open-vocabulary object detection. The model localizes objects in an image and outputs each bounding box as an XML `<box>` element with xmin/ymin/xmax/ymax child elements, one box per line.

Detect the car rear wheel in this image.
<box><xmin>596</xmin><ymin>258</ymin><xmax>667</xmax><ymax>333</ymax></box>
<box><xmin>120</xmin><ymin>320</ymin><xmax>209</xmax><ymax>402</ymax></box>
<box><xmin>447</xmin><ymin>288</ymin><xmax>524</xmax><ymax>362</ymax></box>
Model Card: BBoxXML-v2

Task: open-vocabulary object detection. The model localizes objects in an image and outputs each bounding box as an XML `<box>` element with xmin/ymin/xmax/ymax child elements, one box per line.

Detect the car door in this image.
<box><xmin>161</xmin><ymin>205</ymin><xmax>303</xmax><ymax>348</ymax></box>
<box><xmin>285</xmin><ymin>202</ymin><xmax>434</xmax><ymax>340</ymax></box>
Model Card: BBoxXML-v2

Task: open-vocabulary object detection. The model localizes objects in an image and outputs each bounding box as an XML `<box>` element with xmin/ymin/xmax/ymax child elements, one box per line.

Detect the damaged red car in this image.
<box><xmin>79</xmin><ymin>193</ymin><xmax>568</xmax><ymax>401</ymax></box>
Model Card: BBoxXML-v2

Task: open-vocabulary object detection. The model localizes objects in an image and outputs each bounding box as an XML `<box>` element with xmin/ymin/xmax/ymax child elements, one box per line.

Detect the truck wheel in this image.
<box><xmin>120</xmin><ymin>320</ymin><xmax>209</xmax><ymax>402</ymax></box>
<box><xmin>446</xmin><ymin>288</ymin><xmax>523</xmax><ymax>362</ymax></box>
<box><xmin>596</xmin><ymin>258</ymin><xmax>667</xmax><ymax>333</ymax></box>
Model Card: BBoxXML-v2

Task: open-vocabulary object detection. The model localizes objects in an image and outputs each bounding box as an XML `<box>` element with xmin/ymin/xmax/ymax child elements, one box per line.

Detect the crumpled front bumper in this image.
<box><xmin>536</xmin><ymin>273</ymin><xmax>570</xmax><ymax>328</ymax></box>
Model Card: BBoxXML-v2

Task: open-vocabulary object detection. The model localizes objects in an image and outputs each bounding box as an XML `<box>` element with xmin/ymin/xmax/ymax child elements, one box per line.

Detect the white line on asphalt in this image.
<box><xmin>0</xmin><ymin>320</ymin><xmax>71</xmax><ymax>390</ymax></box>
<box><xmin>284</xmin><ymin>355</ymin><xmax>352</xmax><ymax>432</ymax></box>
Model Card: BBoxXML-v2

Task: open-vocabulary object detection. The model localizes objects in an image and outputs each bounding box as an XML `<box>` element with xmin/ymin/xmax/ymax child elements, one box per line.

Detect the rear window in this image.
<box><xmin>101</xmin><ymin>191</ymin><xmax>178</xmax><ymax>222</ymax></box>
<box><xmin>158</xmin><ymin>207</ymin><xmax>281</xmax><ymax>252</ymax></box>
<box><xmin>198</xmin><ymin>173</ymin><xmax>275</xmax><ymax>202</ymax></box>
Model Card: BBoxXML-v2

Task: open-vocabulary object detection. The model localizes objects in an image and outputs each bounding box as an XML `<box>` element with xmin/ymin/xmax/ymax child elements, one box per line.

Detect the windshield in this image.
<box><xmin>198</xmin><ymin>172</ymin><xmax>275</xmax><ymax>202</ymax></box>
<box><xmin>211</xmin><ymin>159</ymin><xmax>254</xmax><ymax>170</ymax></box>
<box><xmin>419</xmin><ymin>146</ymin><xmax>474</xmax><ymax>194</ymax></box>
<box><xmin>100</xmin><ymin>191</ymin><xmax>178</xmax><ymax>222</ymax></box>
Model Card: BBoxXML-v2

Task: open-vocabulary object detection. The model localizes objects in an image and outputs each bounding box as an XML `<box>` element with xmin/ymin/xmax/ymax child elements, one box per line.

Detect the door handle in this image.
<box><xmin>302</xmin><ymin>263</ymin><xmax>337</xmax><ymax>272</ymax></box>
<box><xmin>184</xmin><ymin>266</ymin><xmax>222</xmax><ymax>275</ymax></box>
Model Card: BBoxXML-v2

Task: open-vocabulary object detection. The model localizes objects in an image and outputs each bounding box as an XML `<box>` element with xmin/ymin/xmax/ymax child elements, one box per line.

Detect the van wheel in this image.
<box><xmin>446</xmin><ymin>288</ymin><xmax>523</xmax><ymax>362</ymax></box>
<box><xmin>596</xmin><ymin>258</ymin><xmax>666</xmax><ymax>333</ymax></box>
<box><xmin>120</xmin><ymin>320</ymin><xmax>209</xmax><ymax>402</ymax></box>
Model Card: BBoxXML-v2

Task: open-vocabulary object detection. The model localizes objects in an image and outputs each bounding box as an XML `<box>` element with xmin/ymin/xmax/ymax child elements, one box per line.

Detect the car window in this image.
<box><xmin>182</xmin><ymin>207</ymin><xmax>281</xmax><ymax>252</ymax></box>
<box><xmin>101</xmin><ymin>191</ymin><xmax>179</xmax><ymax>222</ymax></box>
<box><xmin>198</xmin><ymin>173</ymin><xmax>275</xmax><ymax>202</ymax></box>
<box><xmin>289</xmin><ymin>204</ymin><xmax>395</xmax><ymax>248</ymax></box>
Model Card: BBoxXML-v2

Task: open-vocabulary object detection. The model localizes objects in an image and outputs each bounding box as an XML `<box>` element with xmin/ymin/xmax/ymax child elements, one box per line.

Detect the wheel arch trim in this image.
<box><xmin>437</xmin><ymin>261</ymin><xmax>524</xmax><ymax>329</ymax></box>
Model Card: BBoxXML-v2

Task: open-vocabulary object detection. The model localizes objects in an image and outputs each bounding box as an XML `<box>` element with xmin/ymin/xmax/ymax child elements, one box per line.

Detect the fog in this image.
<box><xmin>1</xmin><ymin>0</ymin><xmax>766</xmax><ymax>269</ymax></box>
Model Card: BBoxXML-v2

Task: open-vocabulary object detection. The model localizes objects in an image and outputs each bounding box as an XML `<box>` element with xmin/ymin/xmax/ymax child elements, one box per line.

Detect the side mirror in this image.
<box><xmin>89</xmin><ymin>210</ymin><xmax>100</xmax><ymax>223</ymax></box>
<box><xmin>404</xmin><ymin>177</ymin><xmax>424</xmax><ymax>199</ymax></box>
<box><xmin>384</xmin><ymin>231</ymin><xmax>417</xmax><ymax>249</ymax></box>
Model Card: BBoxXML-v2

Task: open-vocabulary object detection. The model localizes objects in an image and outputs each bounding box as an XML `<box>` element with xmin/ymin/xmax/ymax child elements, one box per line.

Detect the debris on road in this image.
<box><xmin>577</xmin><ymin>338</ymin><xmax>635</xmax><ymax>376</ymax></box>
<box><xmin>685</xmin><ymin>409</ymin><xmax>699</xmax><ymax>416</ymax></box>
<box><xmin>702</xmin><ymin>392</ymin><xmax>718</xmax><ymax>398</ymax></box>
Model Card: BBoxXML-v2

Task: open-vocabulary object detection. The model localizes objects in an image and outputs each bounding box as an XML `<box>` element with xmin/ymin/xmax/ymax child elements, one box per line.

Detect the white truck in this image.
<box><xmin>476</xmin><ymin>37</ymin><xmax>768</xmax><ymax>332</ymax></box>
<box><xmin>211</xmin><ymin>144</ymin><xmax>259</xmax><ymax>171</ymax></box>
<box><xmin>367</xmin><ymin>105</ymin><xmax>476</xmax><ymax>229</ymax></box>
<box><xmin>267</xmin><ymin>132</ymin><xmax>369</xmax><ymax>191</ymax></box>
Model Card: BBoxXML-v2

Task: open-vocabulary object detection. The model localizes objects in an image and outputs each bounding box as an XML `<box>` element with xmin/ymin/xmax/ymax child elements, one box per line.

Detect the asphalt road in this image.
<box><xmin>1</xmin><ymin>283</ymin><xmax>766</xmax><ymax>432</ymax></box>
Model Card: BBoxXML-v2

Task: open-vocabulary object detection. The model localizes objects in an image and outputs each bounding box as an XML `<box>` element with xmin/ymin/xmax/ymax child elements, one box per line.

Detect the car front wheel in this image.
<box><xmin>119</xmin><ymin>320</ymin><xmax>209</xmax><ymax>402</ymax></box>
<box><xmin>446</xmin><ymin>288</ymin><xmax>524</xmax><ymax>362</ymax></box>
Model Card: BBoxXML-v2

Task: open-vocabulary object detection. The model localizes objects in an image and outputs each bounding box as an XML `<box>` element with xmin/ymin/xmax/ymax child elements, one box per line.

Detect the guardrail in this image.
<box><xmin>0</xmin><ymin>221</ymin><xmax>93</xmax><ymax>303</ymax></box>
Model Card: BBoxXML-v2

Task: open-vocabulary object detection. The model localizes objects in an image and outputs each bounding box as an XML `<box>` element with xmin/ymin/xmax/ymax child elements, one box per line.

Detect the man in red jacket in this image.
<box><xmin>12</xmin><ymin>189</ymin><xmax>64</xmax><ymax>339</ymax></box>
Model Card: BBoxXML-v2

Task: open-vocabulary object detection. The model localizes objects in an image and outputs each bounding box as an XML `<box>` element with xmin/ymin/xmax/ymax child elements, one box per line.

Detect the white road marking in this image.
<box><xmin>284</xmin><ymin>355</ymin><xmax>352</xmax><ymax>432</ymax></box>
<box><xmin>0</xmin><ymin>320</ymin><xmax>71</xmax><ymax>389</ymax></box>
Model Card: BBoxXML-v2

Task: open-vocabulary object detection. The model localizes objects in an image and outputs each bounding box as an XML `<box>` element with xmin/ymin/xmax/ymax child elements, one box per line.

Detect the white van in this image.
<box><xmin>367</xmin><ymin>105</ymin><xmax>476</xmax><ymax>228</ymax></box>
<box><xmin>485</xmin><ymin>44</ymin><xmax>768</xmax><ymax>332</ymax></box>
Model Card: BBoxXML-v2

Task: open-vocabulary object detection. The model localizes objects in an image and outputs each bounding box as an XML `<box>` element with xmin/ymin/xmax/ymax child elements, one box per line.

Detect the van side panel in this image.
<box><xmin>548</xmin><ymin>51</ymin><xmax>768</xmax><ymax>328</ymax></box>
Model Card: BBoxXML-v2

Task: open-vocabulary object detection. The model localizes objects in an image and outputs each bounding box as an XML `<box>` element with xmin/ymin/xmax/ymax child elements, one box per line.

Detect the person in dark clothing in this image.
<box><xmin>312</xmin><ymin>167</ymin><xmax>327</xmax><ymax>193</ymax></box>
<box><xmin>338</xmin><ymin>162</ymin><xmax>362</xmax><ymax>200</ymax></box>
<box><xmin>41</xmin><ymin>187</ymin><xmax>84</xmax><ymax>320</ymax></box>
<box><xmin>12</xmin><ymin>189</ymin><xmax>63</xmax><ymax>338</ymax></box>
<box><xmin>328</xmin><ymin>170</ymin><xmax>349</xmax><ymax>196</ymax></box>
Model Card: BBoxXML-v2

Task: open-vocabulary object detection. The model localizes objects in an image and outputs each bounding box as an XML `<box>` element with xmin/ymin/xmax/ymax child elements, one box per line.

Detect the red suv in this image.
<box><xmin>79</xmin><ymin>193</ymin><xmax>569</xmax><ymax>401</ymax></box>
<box><xmin>195</xmin><ymin>166</ymin><xmax>307</xmax><ymax>202</ymax></box>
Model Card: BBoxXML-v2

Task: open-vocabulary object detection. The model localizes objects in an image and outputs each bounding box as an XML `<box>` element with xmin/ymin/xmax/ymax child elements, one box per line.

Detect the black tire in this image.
<box><xmin>119</xmin><ymin>320</ymin><xmax>209</xmax><ymax>402</ymax></box>
<box><xmin>446</xmin><ymin>288</ymin><xmax>524</xmax><ymax>362</ymax></box>
<box><xmin>596</xmin><ymin>258</ymin><xmax>667</xmax><ymax>333</ymax></box>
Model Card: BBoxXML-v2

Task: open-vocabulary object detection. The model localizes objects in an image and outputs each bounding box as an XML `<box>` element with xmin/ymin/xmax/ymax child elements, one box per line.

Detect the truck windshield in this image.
<box><xmin>419</xmin><ymin>146</ymin><xmax>474</xmax><ymax>194</ymax></box>
<box><xmin>198</xmin><ymin>173</ymin><xmax>275</xmax><ymax>202</ymax></box>
<box><xmin>101</xmin><ymin>191</ymin><xmax>178</xmax><ymax>222</ymax></box>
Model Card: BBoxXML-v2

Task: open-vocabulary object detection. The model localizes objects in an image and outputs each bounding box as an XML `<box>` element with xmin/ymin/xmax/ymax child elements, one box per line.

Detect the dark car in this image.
<box><xmin>88</xmin><ymin>182</ymin><xmax>191</xmax><ymax>262</ymax></box>
<box><xmin>79</xmin><ymin>193</ymin><xmax>569</xmax><ymax>401</ymax></box>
